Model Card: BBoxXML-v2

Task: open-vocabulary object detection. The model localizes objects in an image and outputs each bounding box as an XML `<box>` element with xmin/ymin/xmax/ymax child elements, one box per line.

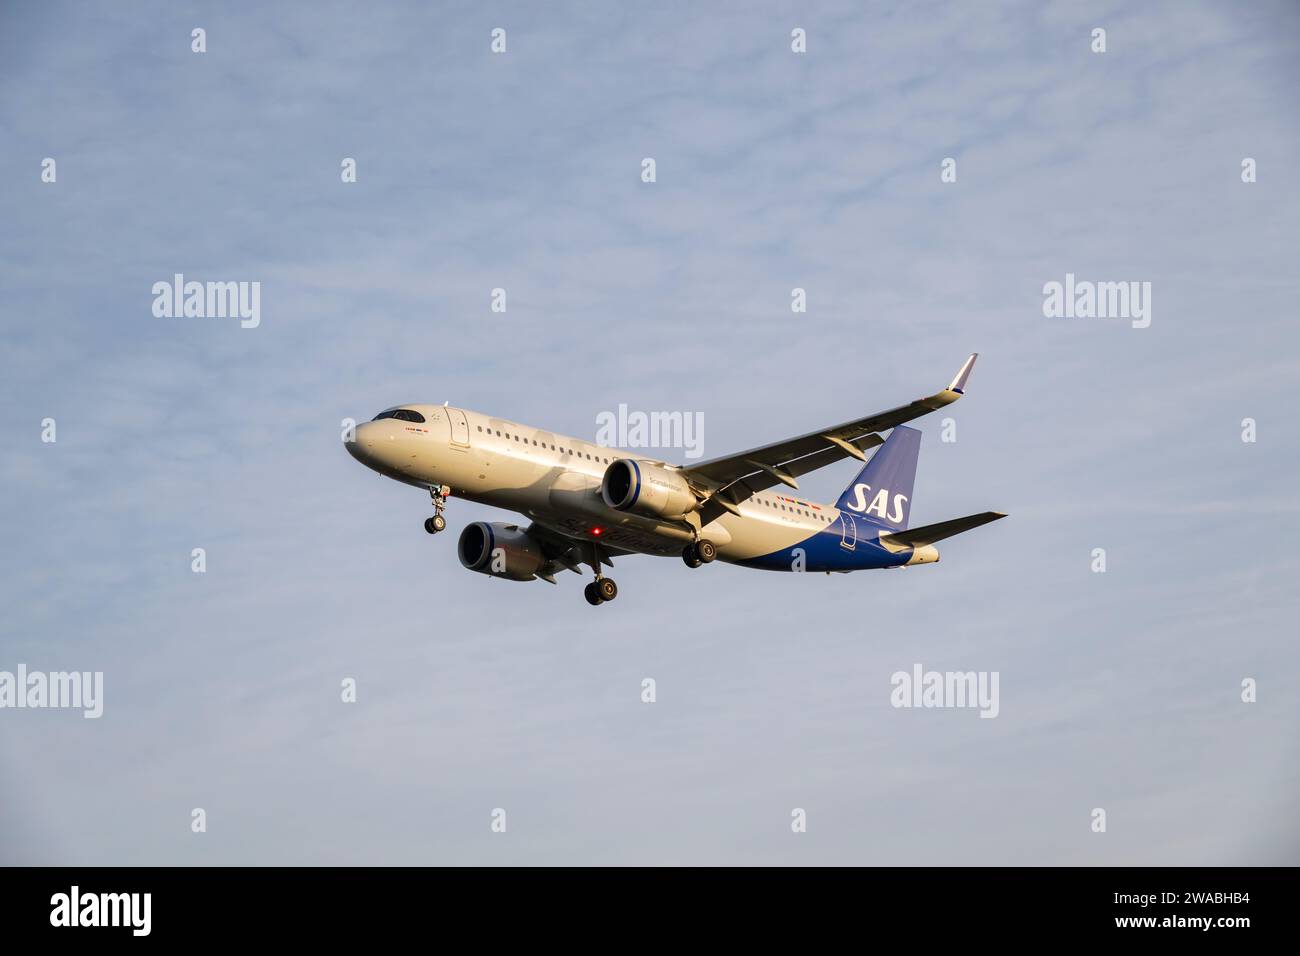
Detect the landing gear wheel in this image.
<box><xmin>696</xmin><ymin>539</ymin><xmax>717</xmax><ymax>563</ymax></box>
<box><xmin>597</xmin><ymin>578</ymin><xmax>618</xmax><ymax>602</ymax></box>
<box><xmin>584</xmin><ymin>582</ymin><xmax>603</xmax><ymax>606</ymax></box>
<box><xmin>425</xmin><ymin>485</ymin><xmax>450</xmax><ymax>535</ymax></box>
<box><xmin>682</xmin><ymin>545</ymin><xmax>703</xmax><ymax>568</ymax></box>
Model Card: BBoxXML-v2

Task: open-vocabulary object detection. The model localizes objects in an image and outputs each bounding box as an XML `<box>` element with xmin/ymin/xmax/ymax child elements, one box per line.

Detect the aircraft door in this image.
<box><xmin>448</xmin><ymin>407</ymin><xmax>470</xmax><ymax>446</ymax></box>
<box><xmin>839</xmin><ymin>513</ymin><xmax>857</xmax><ymax>550</ymax></box>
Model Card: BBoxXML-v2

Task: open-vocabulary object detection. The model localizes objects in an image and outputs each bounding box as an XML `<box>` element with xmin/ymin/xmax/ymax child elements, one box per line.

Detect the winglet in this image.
<box><xmin>947</xmin><ymin>353</ymin><xmax>978</xmax><ymax>394</ymax></box>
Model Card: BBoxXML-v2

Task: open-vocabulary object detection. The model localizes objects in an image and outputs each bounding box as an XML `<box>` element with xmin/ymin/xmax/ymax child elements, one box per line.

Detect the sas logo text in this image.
<box><xmin>843</xmin><ymin>484</ymin><xmax>908</xmax><ymax>523</ymax></box>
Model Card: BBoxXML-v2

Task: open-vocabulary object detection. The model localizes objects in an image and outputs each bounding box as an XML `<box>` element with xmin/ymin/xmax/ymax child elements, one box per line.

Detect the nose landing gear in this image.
<box><xmin>423</xmin><ymin>485</ymin><xmax>451</xmax><ymax>534</ymax></box>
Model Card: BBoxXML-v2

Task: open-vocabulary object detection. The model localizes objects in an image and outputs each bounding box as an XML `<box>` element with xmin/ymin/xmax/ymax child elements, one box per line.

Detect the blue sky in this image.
<box><xmin>2</xmin><ymin>0</ymin><xmax>1298</xmax><ymax>864</ymax></box>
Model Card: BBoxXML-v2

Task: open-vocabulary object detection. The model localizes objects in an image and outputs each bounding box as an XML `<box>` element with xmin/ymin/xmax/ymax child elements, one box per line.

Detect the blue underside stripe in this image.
<box><xmin>738</xmin><ymin>515</ymin><xmax>915</xmax><ymax>572</ymax></box>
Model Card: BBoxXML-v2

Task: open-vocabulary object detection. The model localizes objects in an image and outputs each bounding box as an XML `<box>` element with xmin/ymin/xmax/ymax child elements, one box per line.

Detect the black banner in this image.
<box><xmin>0</xmin><ymin>867</ymin><xmax>1284</xmax><ymax>942</ymax></box>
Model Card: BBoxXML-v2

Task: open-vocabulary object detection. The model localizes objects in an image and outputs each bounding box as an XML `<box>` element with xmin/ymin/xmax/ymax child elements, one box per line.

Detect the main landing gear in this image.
<box><xmin>423</xmin><ymin>484</ymin><xmax>451</xmax><ymax>534</ymax></box>
<box><xmin>584</xmin><ymin>578</ymin><xmax>619</xmax><ymax>606</ymax></box>
<box><xmin>681</xmin><ymin>539</ymin><xmax>717</xmax><ymax>569</ymax></box>
<box><xmin>584</xmin><ymin>543</ymin><xmax>619</xmax><ymax>606</ymax></box>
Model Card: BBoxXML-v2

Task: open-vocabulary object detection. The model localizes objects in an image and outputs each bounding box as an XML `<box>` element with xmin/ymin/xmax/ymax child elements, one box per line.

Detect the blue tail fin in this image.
<box><xmin>834</xmin><ymin>426</ymin><xmax>920</xmax><ymax>530</ymax></box>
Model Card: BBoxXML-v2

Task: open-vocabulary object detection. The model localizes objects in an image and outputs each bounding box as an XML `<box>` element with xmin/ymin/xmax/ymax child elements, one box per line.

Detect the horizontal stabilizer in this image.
<box><xmin>878</xmin><ymin>511</ymin><xmax>1006</xmax><ymax>549</ymax></box>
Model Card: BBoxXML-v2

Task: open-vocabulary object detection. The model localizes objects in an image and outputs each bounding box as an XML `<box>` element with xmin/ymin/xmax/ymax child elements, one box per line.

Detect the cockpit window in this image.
<box><xmin>373</xmin><ymin>408</ymin><xmax>426</xmax><ymax>423</ymax></box>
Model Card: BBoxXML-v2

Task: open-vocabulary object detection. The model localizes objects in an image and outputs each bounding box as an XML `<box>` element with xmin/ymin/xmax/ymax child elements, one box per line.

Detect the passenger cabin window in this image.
<box><xmin>373</xmin><ymin>408</ymin><xmax>426</xmax><ymax>423</ymax></box>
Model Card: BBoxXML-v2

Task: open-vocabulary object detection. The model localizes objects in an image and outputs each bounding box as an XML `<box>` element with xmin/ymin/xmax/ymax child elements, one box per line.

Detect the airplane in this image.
<box><xmin>345</xmin><ymin>353</ymin><xmax>1005</xmax><ymax>606</ymax></box>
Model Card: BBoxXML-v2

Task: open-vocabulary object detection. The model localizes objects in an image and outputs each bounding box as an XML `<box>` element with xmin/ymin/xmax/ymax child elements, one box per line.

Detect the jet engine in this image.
<box><xmin>457</xmin><ymin>522</ymin><xmax>547</xmax><ymax>581</ymax></box>
<box><xmin>600</xmin><ymin>459</ymin><xmax>698</xmax><ymax>520</ymax></box>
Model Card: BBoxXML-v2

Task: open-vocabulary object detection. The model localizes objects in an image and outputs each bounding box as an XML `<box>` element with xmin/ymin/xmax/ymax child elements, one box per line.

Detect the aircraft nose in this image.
<box><xmin>346</xmin><ymin>421</ymin><xmax>377</xmax><ymax>462</ymax></box>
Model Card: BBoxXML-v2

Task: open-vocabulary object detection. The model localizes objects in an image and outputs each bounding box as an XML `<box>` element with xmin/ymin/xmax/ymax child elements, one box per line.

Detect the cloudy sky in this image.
<box><xmin>2</xmin><ymin>0</ymin><xmax>1298</xmax><ymax>865</ymax></box>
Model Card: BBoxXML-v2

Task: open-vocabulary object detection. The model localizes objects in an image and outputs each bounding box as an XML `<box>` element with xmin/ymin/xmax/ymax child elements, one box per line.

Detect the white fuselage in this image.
<box><xmin>346</xmin><ymin>404</ymin><xmax>855</xmax><ymax>564</ymax></box>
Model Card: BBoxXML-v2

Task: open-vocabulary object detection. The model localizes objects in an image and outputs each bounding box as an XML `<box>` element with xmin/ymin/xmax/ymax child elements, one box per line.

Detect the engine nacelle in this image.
<box><xmin>600</xmin><ymin>459</ymin><xmax>698</xmax><ymax>520</ymax></box>
<box><xmin>457</xmin><ymin>522</ymin><xmax>546</xmax><ymax>581</ymax></box>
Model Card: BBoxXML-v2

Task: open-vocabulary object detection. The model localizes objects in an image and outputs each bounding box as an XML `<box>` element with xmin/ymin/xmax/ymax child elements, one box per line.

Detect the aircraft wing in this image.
<box><xmin>526</xmin><ymin>520</ymin><xmax>632</xmax><ymax>581</ymax></box>
<box><xmin>683</xmin><ymin>354</ymin><xmax>978</xmax><ymax>524</ymax></box>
